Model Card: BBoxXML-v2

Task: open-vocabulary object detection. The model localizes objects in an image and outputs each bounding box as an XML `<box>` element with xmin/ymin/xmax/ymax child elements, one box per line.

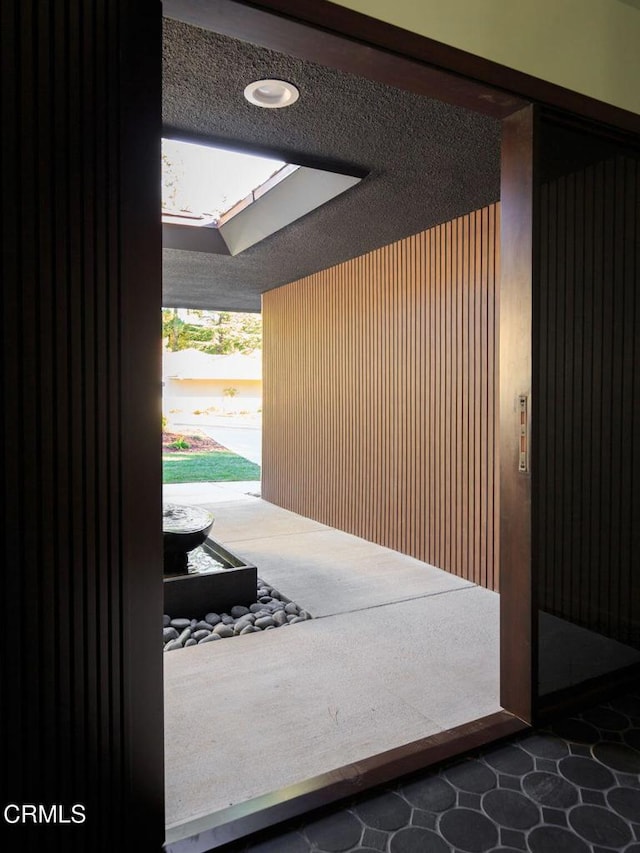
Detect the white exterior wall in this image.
<box><xmin>333</xmin><ymin>0</ymin><xmax>640</xmax><ymax>115</ymax></box>
<box><xmin>163</xmin><ymin>378</ymin><xmax>262</xmax><ymax>414</ymax></box>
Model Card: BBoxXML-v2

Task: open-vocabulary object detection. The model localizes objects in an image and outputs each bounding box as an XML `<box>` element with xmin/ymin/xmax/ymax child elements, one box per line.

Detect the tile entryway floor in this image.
<box><xmin>212</xmin><ymin>688</ymin><xmax>640</xmax><ymax>853</ymax></box>
<box><xmin>163</xmin><ymin>487</ymin><xmax>500</xmax><ymax>830</ymax></box>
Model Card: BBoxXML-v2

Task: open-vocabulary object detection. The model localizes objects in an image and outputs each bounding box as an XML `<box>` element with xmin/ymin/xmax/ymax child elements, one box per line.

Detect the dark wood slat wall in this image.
<box><xmin>536</xmin><ymin>150</ymin><xmax>640</xmax><ymax>648</ymax></box>
<box><xmin>1</xmin><ymin>2</ymin><xmax>164</xmax><ymax>850</ymax></box>
<box><xmin>262</xmin><ymin>205</ymin><xmax>500</xmax><ymax>589</ymax></box>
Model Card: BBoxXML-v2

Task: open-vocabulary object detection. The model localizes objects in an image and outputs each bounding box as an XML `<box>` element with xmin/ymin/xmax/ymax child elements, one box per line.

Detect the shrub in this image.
<box><xmin>169</xmin><ymin>436</ymin><xmax>190</xmax><ymax>450</ymax></box>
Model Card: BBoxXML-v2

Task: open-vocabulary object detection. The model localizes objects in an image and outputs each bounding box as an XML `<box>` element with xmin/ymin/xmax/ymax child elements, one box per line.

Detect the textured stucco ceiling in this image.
<box><xmin>162</xmin><ymin>18</ymin><xmax>501</xmax><ymax>311</ymax></box>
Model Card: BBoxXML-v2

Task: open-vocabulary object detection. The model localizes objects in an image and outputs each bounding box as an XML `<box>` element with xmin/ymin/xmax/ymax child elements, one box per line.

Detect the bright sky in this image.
<box><xmin>162</xmin><ymin>138</ymin><xmax>286</xmax><ymax>220</ymax></box>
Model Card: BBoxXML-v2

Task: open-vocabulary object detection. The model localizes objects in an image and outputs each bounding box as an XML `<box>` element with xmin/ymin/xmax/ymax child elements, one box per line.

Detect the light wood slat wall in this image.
<box><xmin>262</xmin><ymin>204</ymin><xmax>500</xmax><ymax>589</ymax></box>
<box><xmin>536</xmin><ymin>153</ymin><xmax>640</xmax><ymax>648</ymax></box>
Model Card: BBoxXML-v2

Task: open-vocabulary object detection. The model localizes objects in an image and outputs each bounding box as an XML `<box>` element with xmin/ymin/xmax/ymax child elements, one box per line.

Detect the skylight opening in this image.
<box><xmin>162</xmin><ymin>138</ymin><xmax>288</xmax><ymax>224</ymax></box>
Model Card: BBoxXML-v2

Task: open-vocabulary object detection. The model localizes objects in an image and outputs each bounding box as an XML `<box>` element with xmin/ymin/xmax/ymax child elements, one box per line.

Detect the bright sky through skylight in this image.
<box><xmin>162</xmin><ymin>139</ymin><xmax>286</xmax><ymax>220</ymax></box>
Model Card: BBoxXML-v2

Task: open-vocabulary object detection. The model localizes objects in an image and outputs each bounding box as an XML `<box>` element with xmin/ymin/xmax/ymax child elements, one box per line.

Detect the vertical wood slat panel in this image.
<box><xmin>0</xmin><ymin>1</ymin><xmax>164</xmax><ymax>849</ymax></box>
<box><xmin>262</xmin><ymin>204</ymin><xmax>500</xmax><ymax>589</ymax></box>
<box><xmin>536</xmin><ymin>151</ymin><xmax>640</xmax><ymax>647</ymax></box>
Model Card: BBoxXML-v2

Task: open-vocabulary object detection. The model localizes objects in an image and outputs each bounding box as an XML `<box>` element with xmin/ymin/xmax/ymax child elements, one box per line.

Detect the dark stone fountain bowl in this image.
<box><xmin>163</xmin><ymin>502</ymin><xmax>214</xmax><ymax>575</ymax></box>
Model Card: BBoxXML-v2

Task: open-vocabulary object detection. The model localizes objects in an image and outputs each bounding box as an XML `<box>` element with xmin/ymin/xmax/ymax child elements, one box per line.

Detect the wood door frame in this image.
<box><xmin>499</xmin><ymin>105</ymin><xmax>538</xmax><ymax>724</ymax></box>
<box><xmin>160</xmin><ymin>2</ymin><xmax>639</xmax><ymax>849</ymax></box>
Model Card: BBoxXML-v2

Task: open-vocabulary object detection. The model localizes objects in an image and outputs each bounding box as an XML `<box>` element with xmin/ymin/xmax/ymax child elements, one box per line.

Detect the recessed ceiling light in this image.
<box><xmin>244</xmin><ymin>79</ymin><xmax>299</xmax><ymax>109</ymax></box>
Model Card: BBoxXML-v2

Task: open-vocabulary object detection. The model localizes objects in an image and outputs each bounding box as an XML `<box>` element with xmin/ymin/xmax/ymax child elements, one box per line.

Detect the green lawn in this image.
<box><xmin>163</xmin><ymin>450</ymin><xmax>261</xmax><ymax>484</ymax></box>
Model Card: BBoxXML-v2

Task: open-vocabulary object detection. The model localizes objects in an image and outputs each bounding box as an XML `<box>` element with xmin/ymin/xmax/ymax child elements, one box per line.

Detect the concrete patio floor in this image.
<box><xmin>163</xmin><ymin>483</ymin><xmax>500</xmax><ymax>831</ymax></box>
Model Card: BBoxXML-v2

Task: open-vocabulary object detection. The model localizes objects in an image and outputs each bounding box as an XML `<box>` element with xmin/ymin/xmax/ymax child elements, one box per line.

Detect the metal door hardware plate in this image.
<box><xmin>518</xmin><ymin>394</ymin><xmax>528</xmax><ymax>472</ymax></box>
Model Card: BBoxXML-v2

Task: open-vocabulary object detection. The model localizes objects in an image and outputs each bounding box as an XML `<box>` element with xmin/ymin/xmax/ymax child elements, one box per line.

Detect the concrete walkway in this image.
<box><xmin>170</xmin><ymin>416</ymin><xmax>262</xmax><ymax>465</ymax></box>
<box><xmin>163</xmin><ymin>486</ymin><xmax>500</xmax><ymax>831</ymax></box>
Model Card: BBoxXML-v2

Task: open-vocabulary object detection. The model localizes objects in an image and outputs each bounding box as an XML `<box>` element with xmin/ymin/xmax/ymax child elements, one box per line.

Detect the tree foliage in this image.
<box><xmin>162</xmin><ymin>308</ymin><xmax>261</xmax><ymax>354</ymax></box>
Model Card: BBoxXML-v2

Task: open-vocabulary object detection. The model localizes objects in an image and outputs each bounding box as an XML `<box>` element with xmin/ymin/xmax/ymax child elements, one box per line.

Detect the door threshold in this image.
<box><xmin>164</xmin><ymin>710</ymin><xmax>527</xmax><ymax>852</ymax></box>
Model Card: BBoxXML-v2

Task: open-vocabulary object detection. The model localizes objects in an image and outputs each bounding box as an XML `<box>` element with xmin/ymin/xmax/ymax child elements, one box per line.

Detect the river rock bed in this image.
<box><xmin>163</xmin><ymin>577</ymin><xmax>312</xmax><ymax>651</ymax></box>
